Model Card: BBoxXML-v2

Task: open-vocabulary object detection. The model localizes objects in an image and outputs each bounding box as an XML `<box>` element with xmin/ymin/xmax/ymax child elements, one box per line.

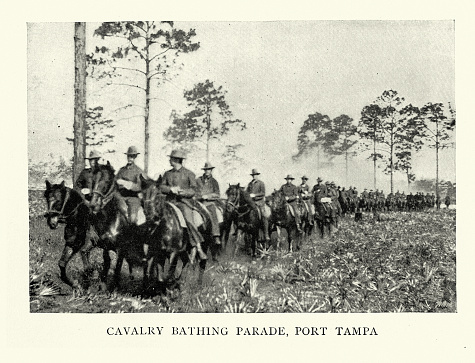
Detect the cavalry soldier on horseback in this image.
<box><xmin>312</xmin><ymin>177</ymin><xmax>331</xmax><ymax>216</ymax></box>
<box><xmin>247</xmin><ymin>168</ymin><xmax>271</xmax><ymax>242</ymax></box>
<box><xmin>444</xmin><ymin>194</ymin><xmax>451</xmax><ymax>209</ymax></box>
<box><xmin>329</xmin><ymin>181</ymin><xmax>342</xmax><ymax>215</ymax></box>
<box><xmin>312</xmin><ymin>177</ymin><xmax>328</xmax><ymax>202</ymax></box>
<box><xmin>361</xmin><ymin>188</ymin><xmax>369</xmax><ymax>200</ymax></box>
<box><xmin>196</xmin><ymin>162</ymin><xmax>223</xmax><ymax>246</ymax></box>
<box><xmin>159</xmin><ymin>150</ymin><xmax>208</xmax><ymax>261</ymax></box>
<box><xmin>75</xmin><ymin>150</ymin><xmax>101</xmax><ymax>205</ymax></box>
<box><xmin>115</xmin><ymin>146</ymin><xmax>146</xmax><ymax>226</ymax></box>
<box><xmin>299</xmin><ymin>175</ymin><xmax>314</xmax><ymax>225</ymax></box>
<box><xmin>279</xmin><ymin>174</ymin><xmax>302</xmax><ymax>233</ymax></box>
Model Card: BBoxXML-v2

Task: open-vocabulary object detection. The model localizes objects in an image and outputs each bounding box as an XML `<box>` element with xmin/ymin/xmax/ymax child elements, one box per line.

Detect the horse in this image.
<box><xmin>44</xmin><ymin>180</ymin><xmax>96</xmax><ymax>292</ymax></box>
<box><xmin>139</xmin><ymin>175</ymin><xmax>212</xmax><ymax>288</ymax></box>
<box><xmin>298</xmin><ymin>196</ymin><xmax>315</xmax><ymax>238</ymax></box>
<box><xmin>338</xmin><ymin>193</ymin><xmax>350</xmax><ymax>217</ymax></box>
<box><xmin>225</xmin><ymin>184</ymin><xmax>264</xmax><ymax>258</ymax></box>
<box><xmin>88</xmin><ymin>162</ymin><xmax>146</xmax><ymax>291</ymax></box>
<box><xmin>358</xmin><ymin>197</ymin><xmax>369</xmax><ymax>212</ymax></box>
<box><xmin>348</xmin><ymin>195</ymin><xmax>359</xmax><ymax>214</ymax></box>
<box><xmin>313</xmin><ymin>198</ymin><xmax>333</xmax><ymax>238</ymax></box>
<box><xmin>269</xmin><ymin>190</ymin><xmax>302</xmax><ymax>252</ymax></box>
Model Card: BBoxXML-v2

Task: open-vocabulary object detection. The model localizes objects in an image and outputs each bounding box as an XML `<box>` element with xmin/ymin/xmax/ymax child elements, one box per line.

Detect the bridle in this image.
<box><xmin>46</xmin><ymin>188</ymin><xmax>83</xmax><ymax>222</ymax></box>
<box><xmin>91</xmin><ymin>178</ymin><xmax>115</xmax><ymax>207</ymax></box>
<box><xmin>226</xmin><ymin>188</ymin><xmax>251</xmax><ymax>217</ymax></box>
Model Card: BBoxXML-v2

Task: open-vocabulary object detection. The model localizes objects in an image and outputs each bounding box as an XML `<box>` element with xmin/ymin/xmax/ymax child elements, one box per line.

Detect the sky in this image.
<box><xmin>27</xmin><ymin>21</ymin><xmax>455</xmax><ymax>192</ymax></box>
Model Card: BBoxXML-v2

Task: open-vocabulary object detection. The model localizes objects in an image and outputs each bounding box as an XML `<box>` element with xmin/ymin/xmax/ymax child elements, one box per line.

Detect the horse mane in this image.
<box><xmin>238</xmin><ymin>187</ymin><xmax>257</xmax><ymax>208</ymax></box>
<box><xmin>96</xmin><ymin>163</ymin><xmax>115</xmax><ymax>179</ymax></box>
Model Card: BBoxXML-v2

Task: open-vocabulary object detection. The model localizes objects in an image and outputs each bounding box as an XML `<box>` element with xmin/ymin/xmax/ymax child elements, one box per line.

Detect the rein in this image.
<box><xmin>226</xmin><ymin>190</ymin><xmax>251</xmax><ymax>217</ymax></box>
<box><xmin>92</xmin><ymin>179</ymin><xmax>116</xmax><ymax>206</ymax></box>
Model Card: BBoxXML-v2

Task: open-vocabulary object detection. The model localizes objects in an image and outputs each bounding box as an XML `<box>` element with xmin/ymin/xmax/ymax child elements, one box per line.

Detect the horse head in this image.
<box><xmin>141</xmin><ymin>174</ymin><xmax>165</xmax><ymax>222</ymax></box>
<box><xmin>90</xmin><ymin>162</ymin><xmax>115</xmax><ymax>214</ymax></box>
<box><xmin>44</xmin><ymin>180</ymin><xmax>67</xmax><ymax>229</ymax></box>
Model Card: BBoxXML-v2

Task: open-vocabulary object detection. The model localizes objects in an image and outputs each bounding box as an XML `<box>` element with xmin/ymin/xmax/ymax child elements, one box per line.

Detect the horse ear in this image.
<box><xmin>107</xmin><ymin>160</ymin><xmax>111</xmax><ymax>166</ymax></box>
<box><xmin>156</xmin><ymin>174</ymin><xmax>163</xmax><ymax>185</ymax></box>
<box><xmin>139</xmin><ymin>173</ymin><xmax>146</xmax><ymax>184</ymax></box>
<box><xmin>45</xmin><ymin>180</ymin><xmax>51</xmax><ymax>190</ymax></box>
<box><xmin>60</xmin><ymin>180</ymin><xmax>65</xmax><ymax>188</ymax></box>
<box><xmin>237</xmin><ymin>183</ymin><xmax>240</xmax><ymax>188</ymax></box>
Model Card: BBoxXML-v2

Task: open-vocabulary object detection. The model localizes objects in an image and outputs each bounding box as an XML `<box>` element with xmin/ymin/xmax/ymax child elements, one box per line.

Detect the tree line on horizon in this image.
<box><xmin>292</xmin><ymin>90</ymin><xmax>455</xmax><ymax>197</ymax></box>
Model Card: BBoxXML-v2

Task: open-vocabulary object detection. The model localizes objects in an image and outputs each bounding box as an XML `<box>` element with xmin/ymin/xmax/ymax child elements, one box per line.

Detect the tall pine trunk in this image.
<box><xmin>144</xmin><ymin>36</ymin><xmax>151</xmax><ymax>174</ymax></box>
<box><xmin>73</xmin><ymin>22</ymin><xmax>87</xmax><ymax>184</ymax></box>
<box><xmin>373</xmin><ymin>139</ymin><xmax>377</xmax><ymax>190</ymax></box>
<box><xmin>345</xmin><ymin>149</ymin><xmax>348</xmax><ymax>186</ymax></box>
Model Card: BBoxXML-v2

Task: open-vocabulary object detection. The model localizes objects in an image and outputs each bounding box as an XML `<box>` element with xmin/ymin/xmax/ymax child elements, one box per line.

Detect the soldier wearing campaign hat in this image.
<box><xmin>247</xmin><ymin>168</ymin><xmax>270</xmax><ymax>242</ymax></box>
<box><xmin>159</xmin><ymin>149</ymin><xmax>208</xmax><ymax>260</ymax></box>
<box><xmin>196</xmin><ymin>161</ymin><xmax>222</xmax><ymax>246</ymax></box>
<box><xmin>114</xmin><ymin>146</ymin><xmax>147</xmax><ymax>225</ymax></box>
<box><xmin>279</xmin><ymin>175</ymin><xmax>302</xmax><ymax>233</ymax></box>
<box><xmin>299</xmin><ymin>175</ymin><xmax>314</xmax><ymax>224</ymax></box>
<box><xmin>311</xmin><ymin>177</ymin><xmax>328</xmax><ymax>203</ymax></box>
<box><xmin>75</xmin><ymin>150</ymin><xmax>102</xmax><ymax>204</ymax></box>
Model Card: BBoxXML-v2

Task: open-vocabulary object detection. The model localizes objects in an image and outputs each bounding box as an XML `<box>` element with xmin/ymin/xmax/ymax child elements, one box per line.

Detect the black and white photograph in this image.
<box><xmin>28</xmin><ymin>20</ymin><xmax>456</xmax><ymax>313</ymax></box>
<box><xmin>4</xmin><ymin>1</ymin><xmax>475</xmax><ymax>361</ymax></box>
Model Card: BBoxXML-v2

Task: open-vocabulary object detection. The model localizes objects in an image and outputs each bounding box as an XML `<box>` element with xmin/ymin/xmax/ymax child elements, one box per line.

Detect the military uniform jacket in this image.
<box><xmin>328</xmin><ymin>187</ymin><xmax>338</xmax><ymax>200</ymax></box>
<box><xmin>160</xmin><ymin>166</ymin><xmax>197</xmax><ymax>199</ymax></box>
<box><xmin>279</xmin><ymin>183</ymin><xmax>299</xmax><ymax>202</ymax></box>
<box><xmin>196</xmin><ymin>175</ymin><xmax>220</xmax><ymax>200</ymax></box>
<box><xmin>247</xmin><ymin>179</ymin><xmax>266</xmax><ymax>205</ymax></box>
<box><xmin>75</xmin><ymin>168</ymin><xmax>94</xmax><ymax>191</ymax></box>
<box><xmin>116</xmin><ymin>163</ymin><xmax>144</xmax><ymax>198</ymax></box>
<box><xmin>299</xmin><ymin>184</ymin><xmax>311</xmax><ymax>199</ymax></box>
<box><xmin>312</xmin><ymin>183</ymin><xmax>328</xmax><ymax>203</ymax></box>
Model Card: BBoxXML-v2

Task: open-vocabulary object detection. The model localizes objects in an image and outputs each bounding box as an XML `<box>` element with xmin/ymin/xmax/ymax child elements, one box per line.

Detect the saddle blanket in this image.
<box><xmin>166</xmin><ymin>202</ymin><xmax>188</xmax><ymax>228</ymax></box>
<box><xmin>258</xmin><ymin>204</ymin><xmax>272</xmax><ymax>220</ymax></box>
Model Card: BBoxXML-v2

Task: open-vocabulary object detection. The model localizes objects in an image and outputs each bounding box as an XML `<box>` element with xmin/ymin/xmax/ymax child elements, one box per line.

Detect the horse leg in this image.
<box><xmin>142</xmin><ymin>255</ymin><xmax>154</xmax><ymax>293</ymax></box>
<box><xmin>111</xmin><ymin>248</ymin><xmax>125</xmax><ymax>291</ymax></box>
<box><xmin>78</xmin><ymin>234</ymin><xmax>96</xmax><ymax>285</ymax></box>
<box><xmin>288</xmin><ymin>228</ymin><xmax>292</xmax><ymax>252</ymax></box>
<box><xmin>99</xmin><ymin>249</ymin><xmax>112</xmax><ymax>291</ymax></box>
<box><xmin>58</xmin><ymin>226</ymin><xmax>89</xmax><ymax>293</ymax></box>
<box><xmin>58</xmin><ymin>245</ymin><xmax>81</xmax><ymax>290</ymax></box>
<box><xmin>167</xmin><ymin>251</ymin><xmax>178</xmax><ymax>282</ymax></box>
<box><xmin>197</xmin><ymin>256</ymin><xmax>207</xmax><ymax>286</ymax></box>
<box><xmin>276</xmin><ymin>226</ymin><xmax>282</xmax><ymax>250</ymax></box>
<box><xmin>251</xmin><ymin>232</ymin><xmax>257</xmax><ymax>258</ymax></box>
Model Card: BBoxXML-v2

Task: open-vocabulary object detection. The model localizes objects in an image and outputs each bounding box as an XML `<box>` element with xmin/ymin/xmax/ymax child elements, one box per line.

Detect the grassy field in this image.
<box><xmin>29</xmin><ymin>190</ymin><xmax>456</xmax><ymax>313</ymax></box>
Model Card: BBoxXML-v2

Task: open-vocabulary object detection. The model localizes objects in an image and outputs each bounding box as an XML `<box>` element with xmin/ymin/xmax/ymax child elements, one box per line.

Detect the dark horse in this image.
<box><xmin>313</xmin><ymin>199</ymin><xmax>333</xmax><ymax>238</ymax></box>
<box><xmin>140</xmin><ymin>176</ymin><xmax>212</xmax><ymax>288</ymax></box>
<box><xmin>44</xmin><ymin>180</ymin><xmax>95</xmax><ymax>291</ymax></box>
<box><xmin>225</xmin><ymin>184</ymin><xmax>264</xmax><ymax>258</ymax></box>
<box><xmin>269</xmin><ymin>190</ymin><xmax>302</xmax><ymax>252</ymax></box>
<box><xmin>88</xmin><ymin>162</ymin><xmax>147</xmax><ymax>290</ymax></box>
